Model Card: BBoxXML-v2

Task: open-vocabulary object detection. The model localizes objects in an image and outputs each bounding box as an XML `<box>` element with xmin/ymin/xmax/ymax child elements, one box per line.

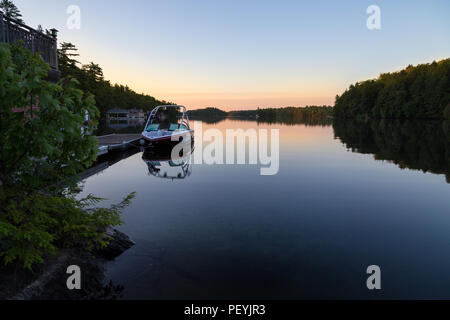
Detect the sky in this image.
<box><xmin>14</xmin><ymin>0</ymin><xmax>450</xmax><ymax>110</ymax></box>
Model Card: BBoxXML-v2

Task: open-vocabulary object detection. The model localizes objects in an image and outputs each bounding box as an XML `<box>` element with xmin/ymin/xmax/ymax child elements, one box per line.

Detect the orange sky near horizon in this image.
<box><xmin>14</xmin><ymin>0</ymin><xmax>450</xmax><ymax>112</ymax></box>
<box><xmin>153</xmin><ymin>92</ymin><xmax>336</xmax><ymax>111</ymax></box>
<box><xmin>100</xmin><ymin>58</ymin><xmax>341</xmax><ymax>111</ymax></box>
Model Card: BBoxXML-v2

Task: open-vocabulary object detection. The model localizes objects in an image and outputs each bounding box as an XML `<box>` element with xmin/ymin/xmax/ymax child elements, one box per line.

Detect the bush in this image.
<box><xmin>0</xmin><ymin>43</ymin><xmax>133</xmax><ymax>269</ymax></box>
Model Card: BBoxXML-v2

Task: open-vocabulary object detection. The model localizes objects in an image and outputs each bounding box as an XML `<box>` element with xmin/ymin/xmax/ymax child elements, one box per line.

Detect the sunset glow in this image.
<box><xmin>14</xmin><ymin>0</ymin><xmax>450</xmax><ymax>109</ymax></box>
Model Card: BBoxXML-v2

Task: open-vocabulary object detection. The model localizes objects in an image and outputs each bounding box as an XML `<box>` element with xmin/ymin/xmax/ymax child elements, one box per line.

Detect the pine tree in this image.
<box><xmin>0</xmin><ymin>43</ymin><xmax>134</xmax><ymax>268</ymax></box>
<box><xmin>0</xmin><ymin>0</ymin><xmax>24</xmax><ymax>23</ymax></box>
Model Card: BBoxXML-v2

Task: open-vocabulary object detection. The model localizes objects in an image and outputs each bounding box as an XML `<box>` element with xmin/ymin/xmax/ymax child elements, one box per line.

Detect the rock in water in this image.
<box><xmin>1</xmin><ymin>228</ymin><xmax>135</xmax><ymax>300</ymax></box>
<box><xmin>97</xmin><ymin>228</ymin><xmax>135</xmax><ymax>260</ymax></box>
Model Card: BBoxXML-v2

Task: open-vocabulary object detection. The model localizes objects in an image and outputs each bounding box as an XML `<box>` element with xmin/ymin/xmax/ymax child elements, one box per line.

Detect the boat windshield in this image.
<box><xmin>144</xmin><ymin>105</ymin><xmax>190</xmax><ymax>133</ymax></box>
<box><xmin>168</xmin><ymin>123</ymin><xmax>189</xmax><ymax>131</ymax></box>
<box><xmin>146</xmin><ymin>124</ymin><xmax>160</xmax><ymax>132</ymax></box>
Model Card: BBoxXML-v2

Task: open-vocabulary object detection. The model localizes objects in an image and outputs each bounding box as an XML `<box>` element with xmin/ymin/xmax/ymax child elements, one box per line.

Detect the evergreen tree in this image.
<box><xmin>0</xmin><ymin>43</ymin><xmax>135</xmax><ymax>268</ymax></box>
<box><xmin>0</xmin><ymin>0</ymin><xmax>24</xmax><ymax>23</ymax></box>
<box><xmin>334</xmin><ymin>59</ymin><xmax>450</xmax><ymax>119</ymax></box>
<box><xmin>57</xmin><ymin>42</ymin><xmax>169</xmax><ymax>117</ymax></box>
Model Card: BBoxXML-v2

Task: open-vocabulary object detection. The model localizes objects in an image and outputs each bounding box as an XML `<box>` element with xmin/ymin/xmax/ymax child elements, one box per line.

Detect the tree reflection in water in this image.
<box><xmin>333</xmin><ymin>119</ymin><xmax>450</xmax><ymax>183</ymax></box>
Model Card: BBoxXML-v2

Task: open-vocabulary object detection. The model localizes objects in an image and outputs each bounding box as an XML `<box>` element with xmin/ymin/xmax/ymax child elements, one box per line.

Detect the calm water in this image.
<box><xmin>80</xmin><ymin>119</ymin><xmax>450</xmax><ymax>299</ymax></box>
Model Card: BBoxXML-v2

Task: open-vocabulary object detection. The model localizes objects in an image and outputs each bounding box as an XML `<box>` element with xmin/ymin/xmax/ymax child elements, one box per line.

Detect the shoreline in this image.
<box><xmin>0</xmin><ymin>229</ymin><xmax>134</xmax><ymax>300</ymax></box>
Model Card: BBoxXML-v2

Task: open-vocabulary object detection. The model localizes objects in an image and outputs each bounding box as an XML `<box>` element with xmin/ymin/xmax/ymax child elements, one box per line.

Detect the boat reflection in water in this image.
<box><xmin>142</xmin><ymin>141</ymin><xmax>194</xmax><ymax>180</ymax></box>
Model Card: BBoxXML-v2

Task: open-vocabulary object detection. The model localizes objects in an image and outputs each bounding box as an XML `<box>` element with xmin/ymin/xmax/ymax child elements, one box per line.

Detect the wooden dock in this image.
<box><xmin>96</xmin><ymin>134</ymin><xmax>142</xmax><ymax>156</ymax></box>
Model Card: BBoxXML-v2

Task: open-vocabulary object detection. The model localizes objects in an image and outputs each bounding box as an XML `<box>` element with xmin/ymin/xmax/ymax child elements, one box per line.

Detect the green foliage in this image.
<box><xmin>0</xmin><ymin>0</ymin><xmax>23</xmax><ymax>23</ymax></box>
<box><xmin>0</xmin><ymin>43</ymin><xmax>133</xmax><ymax>269</ymax></box>
<box><xmin>257</xmin><ymin>106</ymin><xmax>333</xmax><ymax>125</ymax></box>
<box><xmin>227</xmin><ymin>110</ymin><xmax>258</xmax><ymax>119</ymax></box>
<box><xmin>0</xmin><ymin>43</ymin><xmax>98</xmax><ymax>193</ymax></box>
<box><xmin>58</xmin><ymin>42</ymin><xmax>170</xmax><ymax>117</ymax></box>
<box><xmin>334</xmin><ymin>59</ymin><xmax>450</xmax><ymax>119</ymax></box>
<box><xmin>189</xmin><ymin>107</ymin><xmax>227</xmax><ymax>118</ymax></box>
<box><xmin>0</xmin><ymin>192</ymin><xmax>135</xmax><ymax>269</ymax></box>
<box><xmin>187</xmin><ymin>106</ymin><xmax>333</xmax><ymax>125</ymax></box>
<box><xmin>188</xmin><ymin>107</ymin><xmax>228</xmax><ymax>123</ymax></box>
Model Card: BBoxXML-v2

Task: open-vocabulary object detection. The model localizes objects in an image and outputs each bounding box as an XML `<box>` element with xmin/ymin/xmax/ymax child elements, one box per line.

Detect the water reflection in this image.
<box><xmin>189</xmin><ymin>116</ymin><xmax>227</xmax><ymax>124</ymax></box>
<box><xmin>142</xmin><ymin>142</ymin><xmax>194</xmax><ymax>180</ymax></box>
<box><xmin>333</xmin><ymin>119</ymin><xmax>450</xmax><ymax>183</ymax></box>
<box><xmin>90</xmin><ymin>118</ymin><xmax>449</xmax><ymax>183</ymax></box>
<box><xmin>191</xmin><ymin>116</ymin><xmax>333</xmax><ymax>126</ymax></box>
<box><xmin>79</xmin><ymin>119</ymin><xmax>450</xmax><ymax>299</ymax></box>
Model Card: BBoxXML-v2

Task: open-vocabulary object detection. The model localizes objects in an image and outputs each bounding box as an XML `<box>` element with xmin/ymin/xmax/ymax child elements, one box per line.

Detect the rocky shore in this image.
<box><xmin>0</xmin><ymin>228</ymin><xmax>134</xmax><ymax>300</ymax></box>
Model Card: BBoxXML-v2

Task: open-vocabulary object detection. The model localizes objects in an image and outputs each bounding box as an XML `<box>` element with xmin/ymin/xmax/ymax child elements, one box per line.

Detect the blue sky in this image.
<box><xmin>14</xmin><ymin>0</ymin><xmax>450</xmax><ymax>109</ymax></box>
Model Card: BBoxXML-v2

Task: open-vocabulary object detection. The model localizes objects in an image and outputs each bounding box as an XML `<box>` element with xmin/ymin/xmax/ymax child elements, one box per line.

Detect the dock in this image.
<box><xmin>80</xmin><ymin>147</ymin><xmax>141</xmax><ymax>181</ymax></box>
<box><xmin>96</xmin><ymin>134</ymin><xmax>142</xmax><ymax>156</ymax></box>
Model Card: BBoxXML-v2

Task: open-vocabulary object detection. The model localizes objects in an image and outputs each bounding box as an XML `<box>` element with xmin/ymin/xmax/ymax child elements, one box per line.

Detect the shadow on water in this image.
<box><xmin>79</xmin><ymin>147</ymin><xmax>142</xmax><ymax>181</ymax></box>
<box><xmin>333</xmin><ymin>119</ymin><xmax>450</xmax><ymax>183</ymax></box>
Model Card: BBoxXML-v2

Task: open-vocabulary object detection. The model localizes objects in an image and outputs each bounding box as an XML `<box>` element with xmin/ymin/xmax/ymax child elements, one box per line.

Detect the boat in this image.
<box><xmin>141</xmin><ymin>105</ymin><xmax>193</xmax><ymax>144</ymax></box>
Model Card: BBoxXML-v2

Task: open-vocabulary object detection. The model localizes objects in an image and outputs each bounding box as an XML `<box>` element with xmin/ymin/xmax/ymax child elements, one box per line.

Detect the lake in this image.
<box><xmin>80</xmin><ymin>119</ymin><xmax>450</xmax><ymax>299</ymax></box>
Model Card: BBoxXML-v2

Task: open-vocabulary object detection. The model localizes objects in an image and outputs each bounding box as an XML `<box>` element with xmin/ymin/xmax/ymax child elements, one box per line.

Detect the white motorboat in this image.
<box><xmin>141</xmin><ymin>105</ymin><xmax>193</xmax><ymax>143</ymax></box>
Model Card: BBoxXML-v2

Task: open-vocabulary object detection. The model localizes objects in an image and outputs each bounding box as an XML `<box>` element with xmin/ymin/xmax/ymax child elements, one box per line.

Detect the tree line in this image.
<box><xmin>58</xmin><ymin>43</ymin><xmax>170</xmax><ymax>117</ymax></box>
<box><xmin>188</xmin><ymin>106</ymin><xmax>333</xmax><ymax>125</ymax></box>
<box><xmin>256</xmin><ymin>106</ymin><xmax>333</xmax><ymax>125</ymax></box>
<box><xmin>188</xmin><ymin>107</ymin><xmax>228</xmax><ymax>120</ymax></box>
<box><xmin>334</xmin><ymin>59</ymin><xmax>450</xmax><ymax>119</ymax></box>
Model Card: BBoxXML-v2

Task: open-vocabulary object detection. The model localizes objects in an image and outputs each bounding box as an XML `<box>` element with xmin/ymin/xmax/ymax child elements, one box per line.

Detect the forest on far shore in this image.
<box><xmin>334</xmin><ymin>58</ymin><xmax>450</xmax><ymax>119</ymax></box>
<box><xmin>188</xmin><ymin>106</ymin><xmax>333</xmax><ymax>124</ymax></box>
<box><xmin>190</xmin><ymin>58</ymin><xmax>450</xmax><ymax>123</ymax></box>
